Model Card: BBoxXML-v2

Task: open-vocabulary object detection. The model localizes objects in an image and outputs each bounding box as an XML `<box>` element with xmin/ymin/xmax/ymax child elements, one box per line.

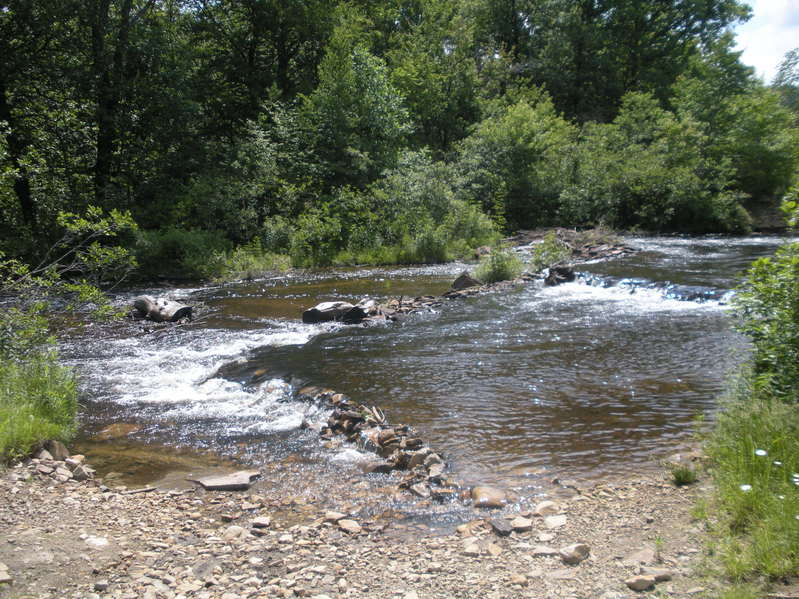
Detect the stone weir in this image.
<box><xmin>291</xmin><ymin>385</ymin><xmax>481</xmax><ymax>505</ymax></box>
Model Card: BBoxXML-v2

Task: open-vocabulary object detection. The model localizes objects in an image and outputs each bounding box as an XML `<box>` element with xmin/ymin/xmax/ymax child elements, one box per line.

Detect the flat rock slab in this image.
<box><xmin>190</xmin><ymin>471</ymin><xmax>259</xmax><ymax>491</ymax></box>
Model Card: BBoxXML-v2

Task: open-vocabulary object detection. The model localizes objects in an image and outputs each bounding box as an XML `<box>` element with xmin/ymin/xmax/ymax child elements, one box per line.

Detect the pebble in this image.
<box><xmin>559</xmin><ymin>543</ymin><xmax>590</xmax><ymax>565</ymax></box>
<box><xmin>543</xmin><ymin>515</ymin><xmax>567</xmax><ymax>529</ymax></box>
<box><xmin>510</xmin><ymin>516</ymin><xmax>533</xmax><ymax>532</ymax></box>
<box><xmin>640</xmin><ymin>566</ymin><xmax>674</xmax><ymax>581</ymax></box>
<box><xmin>471</xmin><ymin>486</ymin><xmax>506</xmax><ymax>509</ymax></box>
<box><xmin>625</xmin><ymin>574</ymin><xmax>657</xmax><ymax>591</ymax></box>
<box><xmin>251</xmin><ymin>516</ymin><xmax>271</xmax><ymax>528</ymax></box>
<box><xmin>489</xmin><ymin>518</ymin><xmax>513</xmax><ymax>536</ymax></box>
<box><xmin>0</xmin><ymin>562</ymin><xmax>11</xmax><ymax>585</ymax></box>
<box><xmin>534</xmin><ymin>500</ymin><xmax>560</xmax><ymax>517</ymax></box>
<box><xmin>338</xmin><ymin>519</ymin><xmax>362</xmax><ymax>534</ymax></box>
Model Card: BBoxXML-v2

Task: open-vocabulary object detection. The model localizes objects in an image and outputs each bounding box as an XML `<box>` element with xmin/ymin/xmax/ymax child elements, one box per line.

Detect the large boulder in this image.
<box><xmin>452</xmin><ymin>271</ymin><xmax>483</xmax><ymax>290</ymax></box>
<box><xmin>302</xmin><ymin>301</ymin><xmax>355</xmax><ymax>324</ymax></box>
<box><xmin>544</xmin><ymin>266</ymin><xmax>576</xmax><ymax>286</ymax></box>
<box><xmin>133</xmin><ymin>295</ymin><xmax>193</xmax><ymax>322</ymax></box>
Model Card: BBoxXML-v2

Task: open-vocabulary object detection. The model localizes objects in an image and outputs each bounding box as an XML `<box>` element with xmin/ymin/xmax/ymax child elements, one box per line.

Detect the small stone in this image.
<box><xmin>251</xmin><ymin>517</ymin><xmax>271</xmax><ymax>529</ymax></box>
<box><xmin>278</xmin><ymin>534</ymin><xmax>293</xmax><ymax>544</ymax></box>
<box><xmin>471</xmin><ymin>486</ymin><xmax>506</xmax><ymax>509</ymax></box>
<box><xmin>509</xmin><ymin>573</ymin><xmax>528</xmax><ymax>586</ymax></box>
<box><xmin>410</xmin><ymin>483</ymin><xmax>430</xmax><ymax>498</ymax></box>
<box><xmin>511</xmin><ymin>517</ymin><xmax>533</xmax><ymax>532</ymax></box>
<box><xmin>84</xmin><ymin>536</ymin><xmax>109</xmax><ymax>549</ymax></box>
<box><xmin>72</xmin><ymin>465</ymin><xmax>93</xmax><ymax>481</ymax></box>
<box><xmin>220</xmin><ymin>513</ymin><xmax>238</xmax><ymax>522</ymax></box>
<box><xmin>531</xmin><ymin>545</ymin><xmax>559</xmax><ymax>557</ymax></box>
<box><xmin>533</xmin><ymin>500</ymin><xmax>560</xmax><ymax>517</ymax></box>
<box><xmin>487</xmin><ymin>543</ymin><xmax>502</xmax><ymax>557</ymax></box>
<box><xmin>463</xmin><ymin>542</ymin><xmax>481</xmax><ymax>556</ymax></box>
<box><xmin>191</xmin><ymin>471</ymin><xmax>259</xmax><ymax>491</ymax></box>
<box><xmin>54</xmin><ymin>466</ymin><xmax>73</xmax><ymax>479</ymax></box>
<box><xmin>625</xmin><ymin>575</ymin><xmax>657</xmax><ymax>592</ymax></box>
<box><xmin>404</xmin><ymin>592</ymin><xmax>419</xmax><ymax>599</ymax></box>
<box><xmin>36</xmin><ymin>449</ymin><xmax>54</xmax><ymax>460</ymax></box>
<box><xmin>222</xmin><ymin>525</ymin><xmax>246</xmax><ymax>541</ymax></box>
<box><xmin>640</xmin><ymin>567</ymin><xmax>674</xmax><ymax>582</ymax></box>
<box><xmin>623</xmin><ymin>548</ymin><xmax>657</xmax><ymax>566</ymax></box>
<box><xmin>489</xmin><ymin>519</ymin><xmax>513</xmax><ymax>537</ymax></box>
<box><xmin>44</xmin><ymin>440</ymin><xmax>70</xmax><ymax>461</ymax></box>
<box><xmin>559</xmin><ymin>543</ymin><xmax>590</xmax><ymax>565</ymax></box>
<box><xmin>36</xmin><ymin>464</ymin><xmax>54</xmax><ymax>475</ymax></box>
<box><xmin>538</xmin><ymin>532</ymin><xmax>555</xmax><ymax>542</ymax></box>
<box><xmin>543</xmin><ymin>515</ymin><xmax>567</xmax><ymax>529</ymax></box>
<box><xmin>324</xmin><ymin>511</ymin><xmax>346</xmax><ymax>523</ymax></box>
<box><xmin>94</xmin><ymin>580</ymin><xmax>109</xmax><ymax>592</ymax></box>
<box><xmin>338</xmin><ymin>520</ymin><xmax>362</xmax><ymax>534</ymax></box>
<box><xmin>427</xmin><ymin>463</ymin><xmax>445</xmax><ymax>479</ymax></box>
<box><xmin>0</xmin><ymin>562</ymin><xmax>11</xmax><ymax>585</ymax></box>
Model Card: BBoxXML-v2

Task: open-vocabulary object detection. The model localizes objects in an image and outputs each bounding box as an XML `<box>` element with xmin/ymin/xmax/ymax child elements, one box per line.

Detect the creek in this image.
<box><xmin>61</xmin><ymin>235</ymin><xmax>784</xmax><ymax>503</ymax></box>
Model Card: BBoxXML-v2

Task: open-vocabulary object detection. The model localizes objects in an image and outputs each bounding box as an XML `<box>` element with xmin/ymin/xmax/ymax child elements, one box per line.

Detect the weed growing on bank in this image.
<box><xmin>0</xmin><ymin>309</ymin><xmax>78</xmax><ymax>461</ymax></box>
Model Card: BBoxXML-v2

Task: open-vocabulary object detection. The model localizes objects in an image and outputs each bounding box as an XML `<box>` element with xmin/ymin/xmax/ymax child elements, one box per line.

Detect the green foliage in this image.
<box><xmin>560</xmin><ymin>92</ymin><xmax>751</xmax><ymax>232</ymax></box>
<box><xmin>705</xmin><ymin>206</ymin><xmax>799</xmax><ymax>589</ymax></box>
<box><xmin>0</xmin><ymin>308</ymin><xmax>77</xmax><ymax>463</ymax></box>
<box><xmin>301</xmin><ymin>22</ymin><xmax>411</xmax><ymax>190</ymax></box>
<box><xmin>529</xmin><ymin>231</ymin><xmax>571</xmax><ymax>272</ymax></box>
<box><xmin>671</xmin><ymin>464</ymin><xmax>699</xmax><ymax>486</ymax></box>
<box><xmin>472</xmin><ymin>247</ymin><xmax>523</xmax><ymax>284</ymax></box>
<box><xmin>733</xmin><ymin>236</ymin><xmax>799</xmax><ymax>399</ymax></box>
<box><xmin>0</xmin><ymin>351</ymin><xmax>78</xmax><ymax>462</ymax></box>
<box><xmin>133</xmin><ymin>228</ymin><xmax>230</xmax><ymax>281</ymax></box>
<box><xmin>458</xmin><ymin>96</ymin><xmax>576</xmax><ymax>230</ymax></box>
<box><xmin>217</xmin><ymin>240</ymin><xmax>290</xmax><ymax>282</ymax></box>
<box><xmin>708</xmin><ymin>389</ymin><xmax>799</xmax><ymax>580</ymax></box>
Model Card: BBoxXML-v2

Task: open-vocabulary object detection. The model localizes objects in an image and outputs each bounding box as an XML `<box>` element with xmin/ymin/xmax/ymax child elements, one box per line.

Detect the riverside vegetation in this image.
<box><xmin>700</xmin><ymin>195</ymin><xmax>799</xmax><ymax>598</ymax></box>
<box><xmin>2</xmin><ymin>2</ymin><xmax>799</xmax><ymax>280</ymax></box>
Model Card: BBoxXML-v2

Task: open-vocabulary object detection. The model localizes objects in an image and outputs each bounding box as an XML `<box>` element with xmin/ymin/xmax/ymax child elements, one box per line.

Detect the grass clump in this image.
<box><xmin>671</xmin><ymin>464</ymin><xmax>699</xmax><ymax>486</ymax></box>
<box><xmin>473</xmin><ymin>246</ymin><xmax>524</xmax><ymax>284</ymax></box>
<box><xmin>0</xmin><ymin>310</ymin><xmax>78</xmax><ymax>462</ymax></box>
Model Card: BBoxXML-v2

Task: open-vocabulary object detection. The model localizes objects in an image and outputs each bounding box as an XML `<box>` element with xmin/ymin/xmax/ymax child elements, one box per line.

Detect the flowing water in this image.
<box><xmin>62</xmin><ymin>236</ymin><xmax>786</xmax><ymax>503</ymax></box>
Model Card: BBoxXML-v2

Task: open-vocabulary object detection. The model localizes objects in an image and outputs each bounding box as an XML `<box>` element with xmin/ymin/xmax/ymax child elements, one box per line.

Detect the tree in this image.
<box><xmin>774</xmin><ymin>48</ymin><xmax>799</xmax><ymax>112</ymax></box>
<box><xmin>457</xmin><ymin>92</ymin><xmax>576</xmax><ymax>230</ymax></box>
<box><xmin>301</xmin><ymin>18</ymin><xmax>411</xmax><ymax>191</ymax></box>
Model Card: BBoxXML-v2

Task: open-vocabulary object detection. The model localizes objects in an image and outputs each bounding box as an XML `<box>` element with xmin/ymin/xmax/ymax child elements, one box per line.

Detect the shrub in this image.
<box><xmin>473</xmin><ymin>247</ymin><xmax>524</xmax><ymax>284</ymax></box>
<box><xmin>457</xmin><ymin>95</ymin><xmax>577</xmax><ymax>230</ymax></box>
<box><xmin>134</xmin><ymin>228</ymin><xmax>230</xmax><ymax>280</ymax></box>
<box><xmin>218</xmin><ymin>239</ymin><xmax>290</xmax><ymax>281</ymax></box>
<box><xmin>529</xmin><ymin>231</ymin><xmax>571</xmax><ymax>272</ymax></box>
<box><xmin>733</xmin><ymin>238</ymin><xmax>799</xmax><ymax>399</ymax></box>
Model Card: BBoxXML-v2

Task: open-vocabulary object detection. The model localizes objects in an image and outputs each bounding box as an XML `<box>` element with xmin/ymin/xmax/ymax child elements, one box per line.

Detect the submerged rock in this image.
<box><xmin>471</xmin><ymin>486</ymin><xmax>507</xmax><ymax>509</ymax></box>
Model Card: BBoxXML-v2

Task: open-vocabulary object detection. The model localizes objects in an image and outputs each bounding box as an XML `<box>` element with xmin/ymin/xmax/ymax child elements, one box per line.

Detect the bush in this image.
<box><xmin>457</xmin><ymin>95</ymin><xmax>576</xmax><ymax>230</ymax></box>
<box><xmin>218</xmin><ymin>239</ymin><xmax>290</xmax><ymax>281</ymax></box>
<box><xmin>529</xmin><ymin>231</ymin><xmax>571</xmax><ymax>272</ymax></box>
<box><xmin>559</xmin><ymin>92</ymin><xmax>752</xmax><ymax>233</ymax></box>
<box><xmin>134</xmin><ymin>228</ymin><xmax>230</xmax><ymax>280</ymax></box>
<box><xmin>473</xmin><ymin>247</ymin><xmax>524</xmax><ymax>284</ymax></box>
<box><xmin>733</xmin><ymin>238</ymin><xmax>799</xmax><ymax>399</ymax></box>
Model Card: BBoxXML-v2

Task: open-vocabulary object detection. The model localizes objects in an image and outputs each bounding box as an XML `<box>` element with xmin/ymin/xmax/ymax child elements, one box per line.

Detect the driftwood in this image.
<box><xmin>133</xmin><ymin>295</ymin><xmax>193</xmax><ymax>323</ymax></box>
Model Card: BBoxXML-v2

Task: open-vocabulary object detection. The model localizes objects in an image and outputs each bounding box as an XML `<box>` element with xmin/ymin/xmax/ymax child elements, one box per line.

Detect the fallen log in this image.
<box><xmin>133</xmin><ymin>295</ymin><xmax>193</xmax><ymax>323</ymax></box>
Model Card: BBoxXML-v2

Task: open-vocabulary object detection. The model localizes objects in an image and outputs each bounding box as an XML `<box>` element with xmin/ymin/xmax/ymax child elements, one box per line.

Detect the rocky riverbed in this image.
<box><xmin>0</xmin><ymin>451</ymin><xmax>721</xmax><ymax>599</ymax></box>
